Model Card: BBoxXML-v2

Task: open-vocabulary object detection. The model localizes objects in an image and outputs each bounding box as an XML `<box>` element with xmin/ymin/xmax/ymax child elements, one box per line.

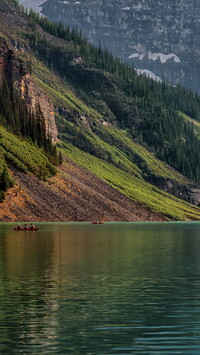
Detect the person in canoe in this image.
<box><xmin>24</xmin><ymin>224</ymin><xmax>29</xmax><ymax>230</ymax></box>
<box><xmin>29</xmin><ymin>223</ymin><xmax>35</xmax><ymax>230</ymax></box>
<box><xmin>17</xmin><ymin>224</ymin><xmax>22</xmax><ymax>230</ymax></box>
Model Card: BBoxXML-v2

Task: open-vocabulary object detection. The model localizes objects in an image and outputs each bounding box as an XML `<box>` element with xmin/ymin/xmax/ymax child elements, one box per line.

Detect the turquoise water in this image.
<box><xmin>0</xmin><ymin>222</ymin><xmax>200</xmax><ymax>354</ymax></box>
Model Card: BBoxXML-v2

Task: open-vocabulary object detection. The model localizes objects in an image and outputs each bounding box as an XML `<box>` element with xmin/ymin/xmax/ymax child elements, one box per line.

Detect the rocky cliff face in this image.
<box><xmin>20</xmin><ymin>0</ymin><xmax>200</xmax><ymax>93</ymax></box>
<box><xmin>0</xmin><ymin>39</ymin><xmax>57</xmax><ymax>143</ymax></box>
<box><xmin>148</xmin><ymin>176</ymin><xmax>200</xmax><ymax>207</ymax></box>
<box><xmin>17</xmin><ymin>73</ymin><xmax>57</xmax><ymax>144</ymax></box>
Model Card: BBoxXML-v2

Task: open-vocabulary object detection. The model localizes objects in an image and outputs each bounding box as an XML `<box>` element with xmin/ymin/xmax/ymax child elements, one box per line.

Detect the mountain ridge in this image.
<box><xmin>1</xmin><ymin>0</ymin><xmax>200</xmax><ymax>220</ymax></box>
<box><xmin>19</xmin><ymin>0</ymin><xmax>200</xmax><ymax>93</ymax></box>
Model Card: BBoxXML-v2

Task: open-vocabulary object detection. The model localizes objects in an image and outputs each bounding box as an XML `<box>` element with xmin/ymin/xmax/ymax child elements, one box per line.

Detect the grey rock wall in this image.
<box><xmin>19</xmin><ymin>0</ymin><xmax>200</xmax><ymax>92</ymax></box>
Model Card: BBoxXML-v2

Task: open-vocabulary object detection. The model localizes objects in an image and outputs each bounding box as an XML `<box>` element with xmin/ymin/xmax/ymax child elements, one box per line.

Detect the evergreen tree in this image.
<box><xmin>0</xmin><ymin>163</ymin><xmax>13</xmax><ymax>192</ymax></box>
<box><xmin>58</xmin><ymin>151</ymin><xmax>63</xmax><ymax>165</ymax></box>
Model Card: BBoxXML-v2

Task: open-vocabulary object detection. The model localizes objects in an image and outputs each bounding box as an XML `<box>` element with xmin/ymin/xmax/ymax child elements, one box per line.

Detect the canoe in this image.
<box><xmin>91</xmin><ymin>222</ymin><xmax>103</xmax><ymax>224</ymax></box>
<box><xmin>14</xmin><ymin>228</ymin><xmax>39</xmax><ymax>231</ymax></box>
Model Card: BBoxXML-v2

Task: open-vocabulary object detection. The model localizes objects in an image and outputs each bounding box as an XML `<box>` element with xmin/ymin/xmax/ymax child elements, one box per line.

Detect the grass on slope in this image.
<box><xmin>180</xmin><ymin>112</ymin><xmax>200</xmax><ymax>138</ymax></box>
<box><xmin>57</xmin><ymin>117</ymin><xmax>142</xmax><ymax>178</ymax></box>
<box><xmin>60</xmin><ymin>140</ymin><xmax>200</xmax><ymax>221</ymax></box>
<box><xmin>0</xmin><ymin>125</ymin><xmax>56</xmax><ymax>179</ymax></box>
<box><xmin>30</xmin><ymin>57</ymin><xmax>190</xmax><ymax>185</ymax></box>
<box><xmin>16</xmin><ymin>52</ymin><xmax>194</xmax><ymax>191</ymax></box>
<box><xmin>31</xmin><ymin>58</ymin><xmax>104</xmax><ymax>119</ymax></box>
<box><xmin>93</xmin><ymin>125</ymin><xmax>189</xmax><ymax>184</ymax></box>
<box><xmin>58</xmin><ymin>117</ymin><xmax>190</xmax><ymax>184</ymax></box>
<box><xmin>19</xmin><ymin>55</ymin><xmax>191</xmax><ymax>186</ymax></box>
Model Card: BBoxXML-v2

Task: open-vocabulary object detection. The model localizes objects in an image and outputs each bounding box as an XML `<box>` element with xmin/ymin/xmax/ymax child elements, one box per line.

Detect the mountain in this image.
<box><xmin>1</xmin><ymin>0</ymin><xmax>200</xmax><ymax>221</ymax></box>
<box><xmin>19</xmin><ymin>0</ymin><xmax>43</xmax><ymax>12</ymax></box>
<box><xmin>19</xmin><ymin>0</ymin><xmax>200</xmax><ymax>93</ymax></box>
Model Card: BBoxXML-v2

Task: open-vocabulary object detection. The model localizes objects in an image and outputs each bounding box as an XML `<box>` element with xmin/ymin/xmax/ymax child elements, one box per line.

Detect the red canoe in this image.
<box><xmin>91</xmin><ymin>222</ymin><xmax>103</xmax><ymax>224</ymax></box>
<box><xmin>14</xmin><ymin>228</ymin><xmax>39</xmax><ymax>231</ymax></box>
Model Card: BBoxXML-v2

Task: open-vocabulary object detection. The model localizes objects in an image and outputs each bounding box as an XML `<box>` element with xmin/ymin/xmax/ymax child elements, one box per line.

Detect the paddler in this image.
<box><xmin>24</xmin><ymin>224</ymin><xmax>29</xmax><ymax>230</ymax></box>
<box><xmin>29</xmin><ymin>223</ymin><xmax>35</xmax><ymax>230</ymax></box>
<box><xmin>17</xmin><ymin>224</ymin><xmax>22</xmax><ymax>230</ymax></box>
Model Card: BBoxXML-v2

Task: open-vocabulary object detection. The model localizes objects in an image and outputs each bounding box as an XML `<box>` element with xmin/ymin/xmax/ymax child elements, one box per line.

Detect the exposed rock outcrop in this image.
<box><xmin>17</xmin><ymin>73</ymin><xmax>57</xmax><ymax>144</ymax></box>
<box><xmin>0</xmin><ymin>39</ymin><xmax>57</xmax><ymax>143</ymax></box>
<box><xmin>148</xmin><ymin>176</ymin><xmax>200</xmax><ymax>207</ymax></box>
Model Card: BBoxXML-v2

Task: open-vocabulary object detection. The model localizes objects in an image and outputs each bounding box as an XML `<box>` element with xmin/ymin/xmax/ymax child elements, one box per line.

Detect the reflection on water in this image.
<box><xmin>0</xmin><ymin>222</ymin><xmax>200</xmax><ymax>354</ymax></box>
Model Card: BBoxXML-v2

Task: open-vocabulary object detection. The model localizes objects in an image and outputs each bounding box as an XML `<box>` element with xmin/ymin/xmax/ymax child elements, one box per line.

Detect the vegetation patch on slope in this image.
<box><xmin>60</xmin><ymin>141</ymin><xmax>200</xmax><ymax>221</ymax></box>
<box><xmin>28</xmin><ymin>57</ymin><xmax>190</xmax><ymax>187</ymax></box>
<box><xmin>92</xmin><ymin>125</ymin><xmax>189</xmax><ymax>184</ymax></box>
<box><xmin>21</xmin><ymin>11</ymin><xmax>200</xmax><ymax>185</ymax></box>
<box><xmin>0</xmin><ymin>125</ymin><xmax>56</xmax><ymax>179</ymax></box>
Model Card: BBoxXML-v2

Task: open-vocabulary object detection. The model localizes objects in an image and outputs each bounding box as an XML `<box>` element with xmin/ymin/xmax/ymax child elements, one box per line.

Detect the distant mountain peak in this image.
<box><xmin>18</xmin><ymin>0</ymin><xmax>44</xmax><ymax>12</ymax></box>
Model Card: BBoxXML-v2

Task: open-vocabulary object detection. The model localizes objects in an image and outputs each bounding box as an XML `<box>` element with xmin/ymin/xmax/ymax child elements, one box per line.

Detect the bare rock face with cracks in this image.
<box><xmin>0</xmin><ymin>38</ymin><xmax>57</xmax><ymax>143</ymax></box>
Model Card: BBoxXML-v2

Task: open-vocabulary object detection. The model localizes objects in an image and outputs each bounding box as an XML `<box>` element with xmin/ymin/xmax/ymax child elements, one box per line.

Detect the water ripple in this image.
<box><xmin>1</xmin><ymin>222</ymin><xmax>200</xmax><ymax>353</ymax></box>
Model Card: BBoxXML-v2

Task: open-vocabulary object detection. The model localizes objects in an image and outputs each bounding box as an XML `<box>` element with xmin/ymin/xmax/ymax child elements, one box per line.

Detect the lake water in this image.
<box><xmin>0</xmin><ymin>222</ymin><xmax>200</xmax><ymax>354</ymax></box>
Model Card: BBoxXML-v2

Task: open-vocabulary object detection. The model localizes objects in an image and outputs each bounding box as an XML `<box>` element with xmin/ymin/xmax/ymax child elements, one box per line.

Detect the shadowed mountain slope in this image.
<box><xmin>18</xmin><ymin>0</ymin><xmax>200</xmax><ymax>93</ymax></box>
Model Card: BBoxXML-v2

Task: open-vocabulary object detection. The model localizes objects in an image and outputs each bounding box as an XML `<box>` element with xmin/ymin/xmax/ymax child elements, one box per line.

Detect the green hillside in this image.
<box><xmin>22</xmin><ymin>10</ymin><xmax>200</xmax><ymax>185</ymax></box>
<box><xmin>0</xmin><ymin>125</ymin><xmax>56</xmax><ymax>178</ymax></box>
<box><xmin>30</xmin><ymin>58</ymin><xmax>189</xmax><ymax>186</ymax></box>
<box><xmin>0</xmin><ymin>124</ymin><xmax>57</xmax><ymax>201</ymax></box>
<box><xmin>59</xmin><ymin>141</ymin><xmax>200</xmax><ymax>220</ymax></box>
<box><xmin>1</xmin><ymin>0</ymin><xmax>200</xmax><ymax>220</ymax></box>
<box><xmin>0</xmin><ymin>70</ymin><xmax>58</xmax><ymax>200</ymax></box>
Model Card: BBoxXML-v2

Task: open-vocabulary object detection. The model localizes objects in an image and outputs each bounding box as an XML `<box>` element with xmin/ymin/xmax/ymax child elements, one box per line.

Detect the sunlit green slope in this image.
<box><xmin>60</xmin><ymin>141</ymin><xmax>200</xmax><ymax>220</ymax></box>
<box><xmin>30</xmin><ymin>58</ymin><xmax>189</xmax><ymax>185</ymax></box>
<box><xmin>1</xmin><ymin>1</ymin><xmax>200</xmax><ymax>220</ymax></box>
<box><xmin>0</xmin><ymin>125</ymin><xmax>56</xmax><ymax>179</ymax></box>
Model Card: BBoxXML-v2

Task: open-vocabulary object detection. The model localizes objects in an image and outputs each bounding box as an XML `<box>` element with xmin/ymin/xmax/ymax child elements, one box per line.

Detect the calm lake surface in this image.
<box><xmin>0</xmin><ymin>222</ymin><xmax>200</xmax><ymax>354</ymax></box>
